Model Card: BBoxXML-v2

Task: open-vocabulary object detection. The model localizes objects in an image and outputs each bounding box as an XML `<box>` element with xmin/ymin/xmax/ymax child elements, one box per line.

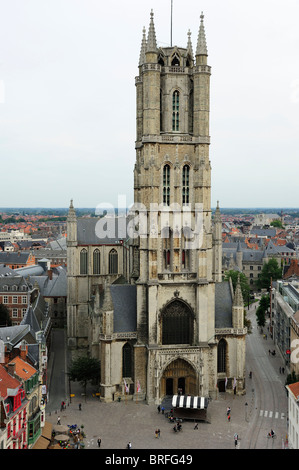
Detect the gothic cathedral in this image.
<box><xmin>67</xmin><ymin>11</ymin><xmax>247</xmax><ymax>404</ymax></box>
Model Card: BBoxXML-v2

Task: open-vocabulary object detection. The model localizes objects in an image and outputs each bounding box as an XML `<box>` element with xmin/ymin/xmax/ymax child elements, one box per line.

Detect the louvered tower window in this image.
<box><xmin>172</xmin><ymin>91</ymin><xmax>179</xmax><ymax>131</ymax></box>
<box><xmin>163</xmin><ymin>164</ymin><xmax>170</xmax><ymax>206</ymax></box>
<box><xmin>182</xmin><ymin>165</ymin><xmax>190</xmax><ymax>204</ymax></box>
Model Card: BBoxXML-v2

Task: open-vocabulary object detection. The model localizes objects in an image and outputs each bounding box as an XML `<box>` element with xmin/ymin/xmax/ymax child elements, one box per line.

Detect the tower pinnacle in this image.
<box><xmin>196</xmin><ymin>11</ymin><xmax>208</xmax><ymax>56</ymax></box>
<box><xmin>146</xmin><ymin>9</ymin><xmax>157</xmax><ymax>52</ymax></box>
<box><xmin>139</xmin><ymin>26</ymin><xmax>147</xmax><ymax>66</ymax></box>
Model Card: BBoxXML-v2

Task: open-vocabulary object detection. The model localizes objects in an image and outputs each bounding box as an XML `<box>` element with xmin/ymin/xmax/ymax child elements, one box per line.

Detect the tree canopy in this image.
<box><xmin>0</xmin><ymin>304</ymin><xmax>11</xmax><ymax>327</ymax></box>
<box><xmin>68</xmin><ymin>356</ymin><xmax>100</xmax><ymax>398</ymax></box>
<box><xmin>256</xmin><ymin>258</ymin><xmax>282</xmax><ymax>290</ymax></box>
<box><xmin>223</xmin><ymin>270</ymin><xmax>250</xmax><ymax>303</ymax></box>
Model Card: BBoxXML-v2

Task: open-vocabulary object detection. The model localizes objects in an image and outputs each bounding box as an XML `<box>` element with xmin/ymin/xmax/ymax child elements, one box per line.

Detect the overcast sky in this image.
<box><xmin>0</xmin><ymin>0</ymin><xmax>298</xmax><ymax>209</ymax></box>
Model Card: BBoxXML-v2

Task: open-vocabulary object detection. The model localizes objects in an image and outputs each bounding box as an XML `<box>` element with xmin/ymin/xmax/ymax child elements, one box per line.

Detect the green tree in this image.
<box><xmin>257</xmin><ymin>258</ymin><xmax>282</xmax><ymax>290</ymax></box>
<box><xmin>224</xmin><ymin>270</ymin><xmax>250</xmax><ymax>304</ymax></box>
<box><xmin>0</xmin><ymin>303</ymin><xmax>11</xmax><ymax>327</ymax></box>
<box><xmin>68</xmin><ymin>356</ymin><xmax>100</xmax><ymax>399</ymax></box>
<box><xmin>255</xmin><ymin>295</ymin><xmax>269</xmax><ymax>328</ymax></box>
<box><xmin>270</xmin><ymin>220</ymin><xmax>284</xmax><ymax>229</ymax></box>
<box><xmin>256</xmin><ymin>306</ymin><xmax>266</xmax><ymax>327</ymax></box>
<box><xmin>285</xmin><ymin>371</ymin><xmax>299</xmax><ymax>386</ymax></box>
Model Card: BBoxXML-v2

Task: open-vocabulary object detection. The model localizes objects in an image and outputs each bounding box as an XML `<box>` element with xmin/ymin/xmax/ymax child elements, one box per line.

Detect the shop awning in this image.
<box><xmin>172</xmin><ymin>395</ymin><xmax>208</xmax><ymax>410</ymax></box>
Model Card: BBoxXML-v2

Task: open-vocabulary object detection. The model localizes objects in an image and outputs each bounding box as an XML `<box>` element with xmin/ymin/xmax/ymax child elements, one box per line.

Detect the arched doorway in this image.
<box><xmin>160</xmin><ymin>358</ymin><xmax>197</xmax><ymax>397</ymax></box>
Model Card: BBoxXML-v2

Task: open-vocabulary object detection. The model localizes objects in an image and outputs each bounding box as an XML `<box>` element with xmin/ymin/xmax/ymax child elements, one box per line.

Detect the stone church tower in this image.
<box><xmin>132</xmin><ymin>11</ymin><xmax>246</xmax><ymax>403</ymax></box>
<box><xmin>66</xmin><ymin>10</ymin><xmax>247</xmax><ymax>404</ymax></box>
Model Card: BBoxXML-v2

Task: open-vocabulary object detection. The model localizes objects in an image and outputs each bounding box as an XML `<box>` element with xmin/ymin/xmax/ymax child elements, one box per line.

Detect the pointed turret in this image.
<box><xmin>232</xmin><ymin>274</ymin><xmax>244</xmax><ymax>329</ymax></box>
<box><xmin>233</xmin><ymin>274</ymin><xmax>244</xmax><ymax>307</ymax></box>
<box><xmin>139</xmin><ymin>26</ymin><xmax>147</xmax><ymax>66</ymax></box>
<box><xmin>67</xmin><ymin>199</ymin><xmax>76</xmax><ymax>222</ymax></box>
<box><xmin>213</xmin><ymin>201</ymin><xmax>223</xmax><ymax>282</ymax></box>
<box><xmin>196</xmin><ymin>12</ymin><xmax>208</xmax><ymax>59</ymax></box>
<box><xmin>186</xmin><ymin>29</ymin><xmax>194</xmax><ymax>61</ymax></box>
<box><xmin>146</xmin><ymin>9</ymin><xmax>157</xmax><ymax>53</ymax></box>
<box><xmin>67</xmin><ymin>199</ymin><xmax>77</xmax><ymax>245</ymax></box>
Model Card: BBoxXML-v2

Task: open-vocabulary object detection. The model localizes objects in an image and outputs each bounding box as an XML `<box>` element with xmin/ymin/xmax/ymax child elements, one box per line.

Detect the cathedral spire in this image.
<box><xmin>196</xmin><ymin>12</ymin><xmax>208</xmax><ymax>57</ymax></box>
<box><xmin>146</xmin><ymin>9</ymin><xmax>157</xmax><ymax>52</ymax></box>
<box><xmin>139</xmin><ymin>26</ymin><xmax>147</xmax><ymax>66</ymax></box>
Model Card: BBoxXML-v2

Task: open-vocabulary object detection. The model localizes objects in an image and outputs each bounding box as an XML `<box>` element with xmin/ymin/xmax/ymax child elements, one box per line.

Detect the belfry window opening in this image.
<box><xmin>172</xmin><ymin>91</ymin><xmax>179</xmax><ymax>131</ymax></box>
<box><xmin>182</xmin><ymin>165</ymin><xmax>190</xmax><ymax>204</ymax></box>
<box><xmin>163</xmin><ymin>164</ymin><xmax>170</xmax><ymax>206</ymax></box>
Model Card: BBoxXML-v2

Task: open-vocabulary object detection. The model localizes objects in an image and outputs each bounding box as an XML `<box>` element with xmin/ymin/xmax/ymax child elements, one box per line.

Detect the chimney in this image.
<box><xmin>47</xmin><ymin>270</ymin><xmax>53</xmax><ymax>280</ymax></box>
<box><xmin>7</xmin><ymin>362</ymin><xmax>16</xmax><ymax>376</ymax></box>
<box><xmin>20</xmin><ymin>341</ymin><xmax>28</xmax><ymax>361</ymax></box>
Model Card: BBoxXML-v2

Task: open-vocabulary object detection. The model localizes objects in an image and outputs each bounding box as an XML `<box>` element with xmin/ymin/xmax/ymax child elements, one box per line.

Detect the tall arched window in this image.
<box><xmin>172</xmin><ymin>91</ymin><xmax>179</xmax><ymax>131</ymax></box>
<box><xmin>80</xmin><ymin>248</ymin><xmax>88</xmax><ymax>275</ymax></box>
<box><xmin>109</xmin><ymin>249</ymin><xmax>118</xmax><ymax>274</ymax></box>
<box><xmin>93</xmin><ymin>249</ymin><xmax>100</xmax><ymax>275</ymax></box>
<box><xmin>122</xmin><ymin>343</ymin><xmax>133</xmax><ymax>378</ymax></box>
<box><xmin>163</xmin><ymin>164</ymin><xmax>170</xmax><ymax>206</ymax></box>
<box><xmin>161</xmin><ymin>300</ymin><xmax>194</xmax><ymax>345</ymax></box>
<box><xmin>217</xmin><ymin>339</ymin><xmax>227</xmax><ymax>373</ymax></box>
<box><xmin>182</xmin><ymin>165</ymin><xmax>190</xmax><ymax>204</ymax></box>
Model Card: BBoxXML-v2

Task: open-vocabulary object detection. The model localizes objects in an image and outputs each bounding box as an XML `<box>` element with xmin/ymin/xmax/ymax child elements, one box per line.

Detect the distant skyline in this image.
<box><xmin>0</xmin><ymin>0</ymin><xmax>298</xmax><ymax>209</ymax></box>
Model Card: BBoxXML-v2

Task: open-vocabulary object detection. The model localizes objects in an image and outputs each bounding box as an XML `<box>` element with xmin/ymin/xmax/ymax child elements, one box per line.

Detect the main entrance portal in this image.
<box><xmin>160</xmin><ymin>358</ymin><xmax>197</xmax><ymax>398</ymax></box>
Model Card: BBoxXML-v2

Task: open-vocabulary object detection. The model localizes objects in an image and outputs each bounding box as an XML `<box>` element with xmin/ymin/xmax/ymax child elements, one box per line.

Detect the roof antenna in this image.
<box><xmin>171</xmin><ymin>0</ymin><xmax>173</xmax><ymax>46</ymax></box>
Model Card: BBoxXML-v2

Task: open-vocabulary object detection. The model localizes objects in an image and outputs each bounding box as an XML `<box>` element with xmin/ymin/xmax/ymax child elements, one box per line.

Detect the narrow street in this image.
<box><xmin>242</xmin><ymin>301</ymin><xmax>288</xmax><ymax>449</ymax></box>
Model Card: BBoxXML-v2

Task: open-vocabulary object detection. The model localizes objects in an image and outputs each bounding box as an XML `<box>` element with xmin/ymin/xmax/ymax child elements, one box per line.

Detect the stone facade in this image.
<box><xmin>66</xmin><ymin>11</ymin><xmax>247</xmax><ymax>404</ymax></box>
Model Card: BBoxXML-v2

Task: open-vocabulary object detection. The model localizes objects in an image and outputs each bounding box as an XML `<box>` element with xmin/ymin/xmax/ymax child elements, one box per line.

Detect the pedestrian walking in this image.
<box><xmin>127</xmin><ymin>441</ymin><xmax>132</xmax><ymax>449</ymax></box>
<box><xmin>234</xmin><ymin>433</ymin><xmax>238</xmax><ymax>448</ymax></box>
<box><xmin>194</xmin><ymin>423</ymin><xmax>198</xmax><ymax>430</ymax></box>
<box><xmin>79</xmin><ymin>403</ymin><xmax>81</xmax><ymax>411</ymax></box>
<box><xmin>97</xmin><ymin>438</ymin><xmax>101</xmax><ymax>448</ymax></box>
<box><xmin>57</xmin><ymin>416</ymin><xmax>61</xmax><ymax>425</ymax></box>
<box><xmin>157</xmin><ymin>405</ymin><xmax>161</xmax><ymax>413</ymax></box>
<box><xmin>161</xmin><ymin>406</ymin><xmax>165</xmax><ymax>414</ymax></box>
<box><xmin>227</xmin><ymin>413</ymin><xmax>231</xmax><ymax>422</ymax></box>
<box><xmin>155</xmin><ymin>429</ymin><xmax>158</xmax><ymax>438</ymax></box>
<box><xmin>282</xmin><ymin>367</ymin><xmax>285</xmax><ymax>374</ymax></box>
<box><xmin>226</xmin><ymin>406</ymin><xmax>231</xmax><ymax>416</ymax></box>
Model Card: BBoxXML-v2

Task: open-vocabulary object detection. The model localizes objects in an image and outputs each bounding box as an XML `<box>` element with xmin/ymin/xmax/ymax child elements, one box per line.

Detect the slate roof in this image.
<box><xmin>77</xmin><ymin>216</ymin><xmax>129</xmax><ymax>245</ymax></box>
<box><xmin>215</xmin><ymin>282</ymin><xmax>233</xmax><ymax>328</ymax></box>
<box><xmin>110</xmin><ymin>285</ymin><xmax>137</xmax><ymax>333</ymax></box>
<box><xmin>0</xmin><ymin>275</ymin><xmax>33</xmax><ymax>291</ymax></box>
<box><xmin>0</xmin><ymin>251</ymin><xmax>32</xmax><ymax>265</ymax></box>
<box><xmin>251</xmin><ymin>227</ymin><xmax>276</xmax><ymax>237</ymax></box>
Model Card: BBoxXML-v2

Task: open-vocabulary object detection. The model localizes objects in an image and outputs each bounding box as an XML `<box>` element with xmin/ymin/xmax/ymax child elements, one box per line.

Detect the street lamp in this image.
<box><xmin>245</xmin><ymin>402</ymin><xmax>248</xmax><ymax>422</ymax></box>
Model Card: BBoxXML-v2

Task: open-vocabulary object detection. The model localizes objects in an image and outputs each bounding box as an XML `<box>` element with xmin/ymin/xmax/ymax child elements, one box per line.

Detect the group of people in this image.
<box><xmin>173</xmin><ymin>422</ymin><xmax>182</xmax><ymax>432</ymax></box>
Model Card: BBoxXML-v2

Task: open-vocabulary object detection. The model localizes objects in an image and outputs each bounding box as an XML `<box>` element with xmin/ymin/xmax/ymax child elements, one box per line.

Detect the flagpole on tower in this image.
<box><xmin>170</xmin><ymin>0</ymin><xmax>173</xmax><ymax>47</ymax></box>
